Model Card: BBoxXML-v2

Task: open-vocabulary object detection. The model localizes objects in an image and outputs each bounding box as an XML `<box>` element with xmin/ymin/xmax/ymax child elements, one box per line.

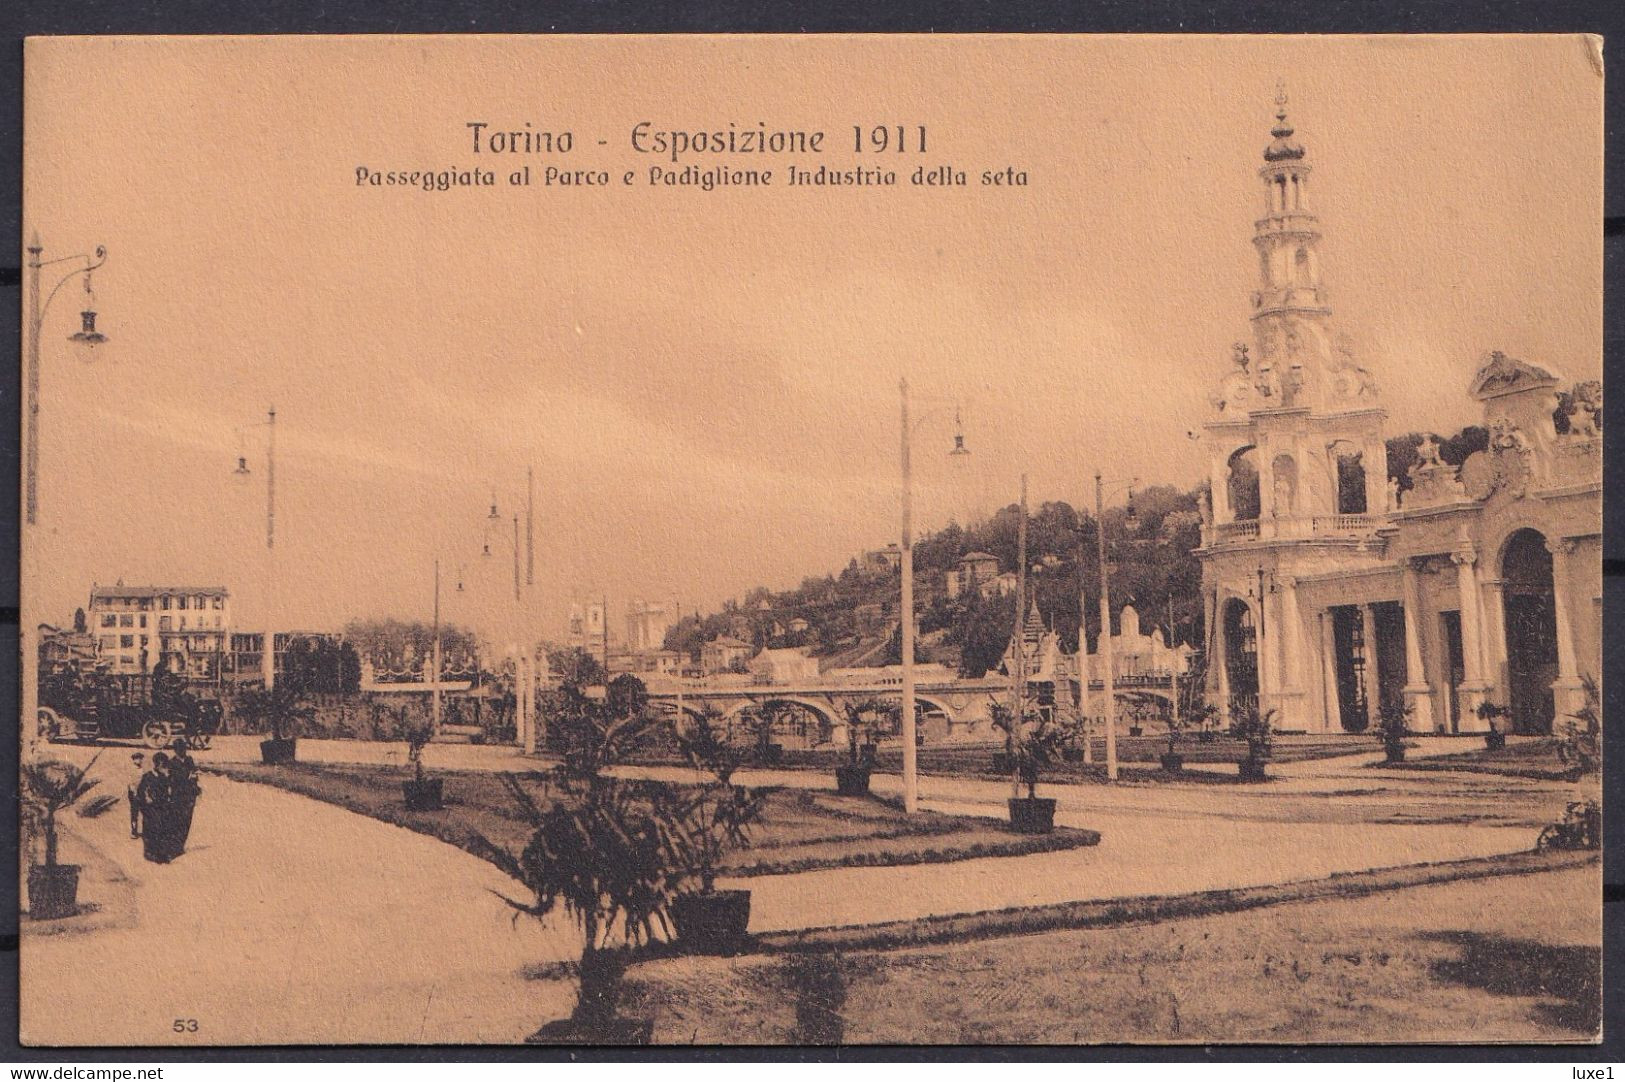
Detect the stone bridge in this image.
<box><xmin>640</xmin><ymin>671</ymin><xmax>1179</xmax><ymax>747</ymax></box>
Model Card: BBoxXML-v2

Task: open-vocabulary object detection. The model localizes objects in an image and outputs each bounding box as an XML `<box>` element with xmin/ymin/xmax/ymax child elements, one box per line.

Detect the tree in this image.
<box><xmin>280</xmin><ymin>634</ymin><xmax>362</xmax><ymax>695</ymax></box>
<box><xmin>955</xmin><ymin>591</ymin><xmax>1017</xmax><ymax>678</ymax></box>
<box><xmin>548</xmin><ymin>646</ymin><xmax>606</xmax><ymax>690</ymax></box>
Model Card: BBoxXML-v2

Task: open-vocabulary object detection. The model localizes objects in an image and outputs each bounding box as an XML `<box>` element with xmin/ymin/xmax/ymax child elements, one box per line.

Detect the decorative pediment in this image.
<box><xmin>1469</xmin><ymin>351</ymin><xmax>1560</xmax><ymax>401</ymax></box>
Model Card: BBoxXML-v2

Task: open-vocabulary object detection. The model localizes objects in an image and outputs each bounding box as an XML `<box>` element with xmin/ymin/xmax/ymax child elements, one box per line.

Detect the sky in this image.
<box><xmin>22</xmin><ymin>34</ymin><xmax>1603</xmax><ymax>642</ymax></box>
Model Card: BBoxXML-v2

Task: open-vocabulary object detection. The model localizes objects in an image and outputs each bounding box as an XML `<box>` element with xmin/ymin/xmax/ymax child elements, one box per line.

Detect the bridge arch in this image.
<box><xmin>720</xmin><ymin>696</ymin><xmax>841</xmax><ymax>748</ymax></box>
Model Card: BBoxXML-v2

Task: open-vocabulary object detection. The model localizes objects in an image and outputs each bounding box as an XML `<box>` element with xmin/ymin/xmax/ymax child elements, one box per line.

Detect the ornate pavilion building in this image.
<box><xmin>1197</xmin><ymin>96</ymin><xmax>1602</xmax><ymax>735</ymax></box>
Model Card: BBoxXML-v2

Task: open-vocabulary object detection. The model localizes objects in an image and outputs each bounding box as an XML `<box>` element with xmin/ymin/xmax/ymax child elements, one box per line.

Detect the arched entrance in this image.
<box><xmin>1502</xmin><ymin>529</ymin><xmax>1557</xmax><ymax>734</ymax></box>
<box><xmin>1222</xmin><ymin>598</ymin><xmax>1259</xmax><ymax>717</ymax></box>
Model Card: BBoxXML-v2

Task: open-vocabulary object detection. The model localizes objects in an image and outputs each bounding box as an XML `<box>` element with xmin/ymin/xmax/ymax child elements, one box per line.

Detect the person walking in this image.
<box><xmin>167</xmin><ymin>736</ymin><xmax>201</xmax><ymax>857</ymax></box>
<box><xmin>126</xmin><ymin>752</ymin><xmax>148</xmax><ymax>839</ymax></box>
<box><xmin>137</xmin><ymin>752</ymin><xmax>174</xmax><ymax>864</ymax></box>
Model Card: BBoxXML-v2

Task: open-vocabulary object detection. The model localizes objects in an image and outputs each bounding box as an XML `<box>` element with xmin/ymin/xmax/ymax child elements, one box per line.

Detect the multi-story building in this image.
<box><xmin>1196</xmin><ymin>96</ymin><xmax>1601</xmax><ymax>735</ymax></box>
<box><xmin>88</xmin><ymin>583</ymin><xmax>230</xmax><ymax>679</ymax></box>
<box><xmin>624</xmin><ymin>599</ymin><xmax>674</xmax><ymax>653</ymax></box>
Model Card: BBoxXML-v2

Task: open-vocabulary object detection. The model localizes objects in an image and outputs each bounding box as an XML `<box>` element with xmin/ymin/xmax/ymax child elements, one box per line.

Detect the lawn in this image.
<box><xmin>205</xmin><ymin>761</ymin><xmax>1100</xmax><ymax>878</ymax></box>
<box><xmin>1380</xmin><ymin>737</ymin><xmax>1581</xmax><ymax>781</ymax></box>
<box><xmin>620</xmin><ymin>858</ymin><xmax>1601</xmax><ymax>1044</ymax></box>
<box><xmin>631</xmin><ymin>733</ymin><xmax>1372</xmax><ymax>783</ymax></box>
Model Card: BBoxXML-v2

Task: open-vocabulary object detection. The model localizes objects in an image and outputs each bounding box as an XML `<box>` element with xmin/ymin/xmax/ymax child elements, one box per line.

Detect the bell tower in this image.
<box><xmin>1248</xmin><ymin>85</ymin><xmax>1335</xmax><ymax>409</ymax></box>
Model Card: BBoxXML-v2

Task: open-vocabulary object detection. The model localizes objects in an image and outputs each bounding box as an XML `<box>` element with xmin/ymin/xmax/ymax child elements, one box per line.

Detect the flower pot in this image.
<box><xmin>1160</xmin><ymin>752</ymin><xmax>1184</xmax><ymax>773</ymax></box>
<box><xmin>834</xmin><ymin>765</ymin><xmax>871</xmax><ymax>796</ymax></box>
<box><xmin>260</xmin><ymin>737</ymin><xmax>298</xmax><ymax>765</ymax></box>
<box><xmin>1007</xmin><ymin>797</ymin><xmax>1057</xmax><ymax>834</ymax></box>
<box><xmin>403</xmin><ymin>777</ymin><xmax>444</xmax><ymax>811</ymax></box>
<box><xmin>1061</xmin><ymin>747</ymin><xmax>1085</xmax><ymax>763</ymax></box>
<box><xmin>27</xmin><ymin>864</ymin><xmax>81</xmax><ymax>921</ymax></box>
<box><xmin>671</xmin><ymin>889</ymin><xmax>752</xmax><ymax>954</ymax></box>
<box><xmin>1485</xmin><ymin>731</ymin><xmax>1506</xmax><ymax>751</ymax></box>
<box><xmin>1238</xmin><ymin>756</ymin><xmax>1268</xmax><ymax>782</ymax></box>
<box><xmin>1128</xmin><ymin>726</ymin><xmax>1144</xmax><ymax>738</ymax></box>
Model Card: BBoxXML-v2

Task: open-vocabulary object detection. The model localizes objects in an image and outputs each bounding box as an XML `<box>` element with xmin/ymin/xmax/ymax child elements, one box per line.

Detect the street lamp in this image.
<box><xmin>477</xmin><ymin>469</ymin><xmax>538</xmax><ymax>753</ymax></box>
<box><xmin>232</xmin><ymin>408</ymin><xmax>279</xmax><ymax>688</ymax></box>
<box><xmin>21</xmin><ymin>235</ymin><xmax>109</xmax><ymax>760</ymax></box>
<box><xmin>898</xmin><ymin>378</ymin><xmax>970</xmax><ymax>814</ymax></box>
<box><xmin>1092</xmin><ymin>472</ymin><xmax>1138</xmax><ymax>782</ymax></box>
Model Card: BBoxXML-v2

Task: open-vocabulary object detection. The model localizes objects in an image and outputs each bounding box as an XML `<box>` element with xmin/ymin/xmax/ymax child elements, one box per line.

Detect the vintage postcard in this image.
<box><xmin>19</xmin><ymin>34</ymin><xmax>1602</xmax><ymax>1046</ymax></box>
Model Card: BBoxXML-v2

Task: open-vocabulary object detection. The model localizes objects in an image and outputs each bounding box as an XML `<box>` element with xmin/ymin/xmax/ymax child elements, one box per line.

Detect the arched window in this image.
<box><xmin>1294</xmin><ymin>247</ymin><xmax>1311</xmax><ymax>285</ymax></box>
<box><xmin>1227</xmin><ymin>446</ymin><xmax>1261</xmax><ymax>521</ymax></box>
<box><xmin>1331</xmin><ymin>442</ymin><xmax>1367</xmax><ymax>514</ymax></box>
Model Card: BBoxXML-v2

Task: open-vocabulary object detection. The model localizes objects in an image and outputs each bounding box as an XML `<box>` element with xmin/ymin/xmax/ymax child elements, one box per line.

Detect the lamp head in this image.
<box><xmin>68</xmin><ymin>309</ymin><xmax>108</xmax><ymax>362</ymax></box>
<box><xmin>231</xmin><ymin>456</ymin><xmax>252</xmax><ymax>483</ymax></box>
<box><xmin>949</xmin><ymin>408</ymin><xmax>971</xmax><ymax>456</ymax></box>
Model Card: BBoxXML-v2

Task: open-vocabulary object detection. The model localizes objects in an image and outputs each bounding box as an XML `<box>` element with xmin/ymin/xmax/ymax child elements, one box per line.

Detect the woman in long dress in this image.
<box><xmin>165</xmin><ymin>737</ymin><xmax>201</xmax><ymax>859</ymax></box>
<box><xmin>137</xmin><ymin>752</ymin><xmax>174</xmax><ymax>863</ymax></box>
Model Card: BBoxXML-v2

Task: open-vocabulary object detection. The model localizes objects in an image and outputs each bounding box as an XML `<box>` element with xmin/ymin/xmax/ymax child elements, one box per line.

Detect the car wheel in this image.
<box><xmin>142</xmin><ymin>719</ymin><xmax>172</xmax><ymax>748</ymax></box>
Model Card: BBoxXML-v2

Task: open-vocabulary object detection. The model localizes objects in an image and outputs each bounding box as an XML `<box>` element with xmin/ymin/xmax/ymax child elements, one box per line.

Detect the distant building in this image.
<box><xmin>88</xmin><ymin>583</ymin><xmax>230</xmax><ymax>678</ymax></box>
<box><xmin>624</xmin><ymin>599</ymin><xmax>673</xmax><ymax>653</ymax></box>
<box><xmin>750</xmin><ymin>647</ymin><xmax>821</xmax><ymax>685</ymax></box>
<box><xmin>39</xmin><ymin>622</ymin><xmax>99</xmax><ymax>671</ymax></box>
<box><xmin>608</xmin><ymin>648</ymin><xmax>685</xmax><ymax>677</ymax></box>
<box><xmin>700</xmin><ymin>635</ymin><xmax>754</xmax><ymax>674</ymax></box>
<box><xmin>862</xmin><ymin>544</ymin><xmax>903</xmax><ymax>572</ymax></box>
<box><xmin>985</xmin><ymin>572</ymin><xmax>1018</xmax><ymax>598</ymax></box>
<box><xmin>945</xmin><ymin>551</ymin><xmax>1001</xmax><ymax>599</ymax></box>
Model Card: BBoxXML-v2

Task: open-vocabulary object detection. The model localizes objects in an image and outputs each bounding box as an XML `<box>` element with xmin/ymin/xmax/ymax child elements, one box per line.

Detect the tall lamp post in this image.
<box><xmin>21</xmin><ymin>236</ymin><xmax>109</xmax><ymax>760</ymax></box>
<box><xmin>481</xmin><ymin>477</ymin><xmax>538</xmax><ymax>753</ymax></box>
<box><xmin>232</xmin><ymin>407</ymin><xmax>278</xmax><ymax>688</ymax></box>
<box><xmin>897</xmin><ymin>378</ymin><xmax>970</xmax><ymax>813</ymax></box>
<box><xmin>1092</xmin><ymin>472</ymin><xmax>1139</xmax><ymax>782</ymax></box>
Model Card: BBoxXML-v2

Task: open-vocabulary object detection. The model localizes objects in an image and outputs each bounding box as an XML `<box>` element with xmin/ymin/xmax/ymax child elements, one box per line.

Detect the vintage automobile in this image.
<box><xmin>40</xmin><ymin>669</ymin><xmax>223</xmax><ymax>749</ymax></box>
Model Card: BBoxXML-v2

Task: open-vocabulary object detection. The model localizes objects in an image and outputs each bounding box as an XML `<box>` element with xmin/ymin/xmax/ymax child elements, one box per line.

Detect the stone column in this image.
<box><xmin>1480</xmin><ymin>576</ymin><xmax>1508</xmax><ymax>699</ymax></box>
<box><xmin>1546</xmin><ymin>537</ymin><xmax>1585</xmax><ymax>717</ymax></box>
<box><xmin>1277</xmin><ymin>577</ymin><xmax>1306</xmax><ymax>726</ymax></box>
<box><xmin>1453</xmin><ymin>544</ymin><xmax>1490</xmax><ymax>725</ymax></box>
<box><xmin>1400</xmin><ymin>559</ymin><xmax>1436</xmax><ymax>733</ymax></box>
<box><xmin>1319</xmin><ymin>609</ymin><xmax>1342</xmax><ymax>733</ymax></box>
<box><xmin>1359</xmin><ymin>603</ymin><xmax>1382</xmax><ymax>729</ymax></box>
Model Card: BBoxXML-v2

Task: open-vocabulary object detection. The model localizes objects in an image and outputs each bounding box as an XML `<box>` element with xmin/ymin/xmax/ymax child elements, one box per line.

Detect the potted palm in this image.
<box><xmin>238</xmin><ymin>681</ymin><xmax>315</xmax><ymax>765</ymax></box>
<box><xmin>1231</xmin><ymin>704</ymin><xmax>1276</xmax><ymax>782</ymax></box>
<box><xmin>1477</xmin><ymin>702</ymin><xmax>1509</xmax><ymax>750</ymax></box>
<box><xmin>480</xmin><ymin>775</ymin><xmax>687</xmax><ymax>1044</ymax></box>
<box><xmin>672</xmin><ymin>713</ymin><xmax>767</xmax><ymax>954</ymax></box>
<box><xmin>473</xmin><ymin>689</ymin><xmax>675</xmax><ymax>1043</ymax></box>
<box><xmin>23</xmin><ymin>755</ymin><xmax>120</xmax><ymax>920</ymax></box>
<box><xmin>835</xmin><ymin>699</ymin><xmax>887</xmax><ymax>796</ymax></box>
<box><xmin>992</xmin><ymin>704</ymin><xmax>1064</xmax><ymax>834</ymax></box>
<box><xmin>401</xmin><ymin>711</ymin><xmax>443</xmax><ymax>810</ymax></box>
<box><xmin>1161</xmin><ymin>711</ymin><xmax>1186</xmax><ymax>773</ymax></box>
<box><xmin>1378</xmin><ymin>700</ymin><xmax>1412</xmax><ymax>764</ymax></box>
